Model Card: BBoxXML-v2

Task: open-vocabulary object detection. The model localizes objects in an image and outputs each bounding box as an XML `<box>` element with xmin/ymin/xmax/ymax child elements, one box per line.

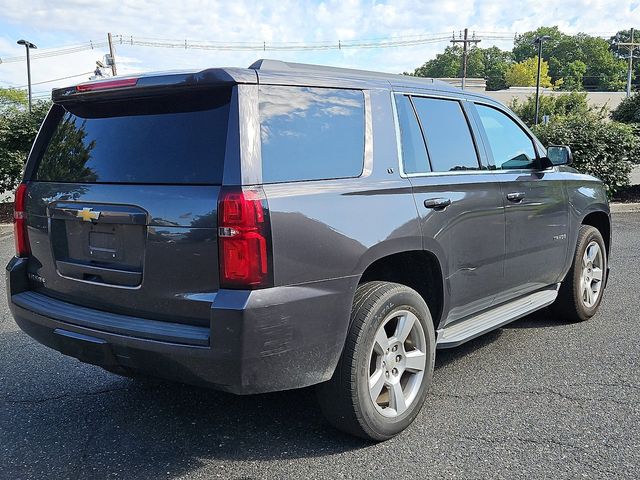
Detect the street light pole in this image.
<box><xmin>533</xmin><ymin>35</ymin><xmax>550</xmax><ymax>126</ymax></box>
<box><xmin>16</xmin><ymin>39</ymin><xmax>37</xmax><ymax>114</ymax></box>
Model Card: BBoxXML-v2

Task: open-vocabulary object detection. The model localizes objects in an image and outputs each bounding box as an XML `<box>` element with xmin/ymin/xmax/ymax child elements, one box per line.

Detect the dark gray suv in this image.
<box><xmin>7</xmin><ymin>60</ymin><xmax>611</xmax><ymax>441</ymax></box>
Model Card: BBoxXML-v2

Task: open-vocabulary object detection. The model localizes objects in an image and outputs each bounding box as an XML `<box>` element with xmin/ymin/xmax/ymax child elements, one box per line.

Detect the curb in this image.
<box><xmin>610</xmin><ymin>202</ymin><xmax>640</xmax><ymax>213</ymax></box>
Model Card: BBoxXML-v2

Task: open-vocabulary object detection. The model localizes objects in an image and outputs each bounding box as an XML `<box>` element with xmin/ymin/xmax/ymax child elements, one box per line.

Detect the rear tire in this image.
<box><xmin>552</xmin><ymin>225</ymin><xmax>607</xmax><ymax>322</ymax></box>
<box><xmin>316</xmin><ymin>281</ymin><xmax>435</xmax><ymax>441</ymax></box>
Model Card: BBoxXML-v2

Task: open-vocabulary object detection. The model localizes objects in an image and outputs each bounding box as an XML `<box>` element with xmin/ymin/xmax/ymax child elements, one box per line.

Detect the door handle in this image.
<box><xmin>424</xmin><ymin>198</ymin><xmax>452</xmax><ymax>210</ymax></box>
<box><xmin>506</xmin><ymin>192</ymin><xmax>526</xmax><ymax>202</ymax></box>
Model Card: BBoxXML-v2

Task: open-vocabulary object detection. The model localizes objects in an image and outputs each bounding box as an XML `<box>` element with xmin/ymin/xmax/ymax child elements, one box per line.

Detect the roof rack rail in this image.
<box><xmin>248</xmin><ymin>58</ymin><xmax>449</xmax><ymax>87</ymax></box>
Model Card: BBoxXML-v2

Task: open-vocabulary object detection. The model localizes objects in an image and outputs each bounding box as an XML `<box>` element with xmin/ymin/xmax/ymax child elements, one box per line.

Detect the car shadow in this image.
<box><xmin>1</xmin><ymin>305</ymin><xmax>576</xmax><ymax>478</ymax></box>
<box><xmin>434</xmin><ymin>329</ymin><xmax>503</xmax><ymax>370</ymax></box>
<box><xmin>433</xmin><ymin>306</ymin><xmax>576</xmax><ymax>370</ymax></box>
<box><xmin>502</xmin><ymin>307</ymin><xmax>576</xmax><ymax>329</ymax></box>
<box><xmin>0</xmin><ymin>329</ymin><xmax>373</xmax><ymax>479</ymax></box>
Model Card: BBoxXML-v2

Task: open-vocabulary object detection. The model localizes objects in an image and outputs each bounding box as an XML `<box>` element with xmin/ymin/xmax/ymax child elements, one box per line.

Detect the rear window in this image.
<box><xmin>34</xmin><ymin>89</ymin><xmax>231</xmax><ymax>184</ymax></box>
<box><xmin>259</xmin><ymin>86</ymin><xmax>365</xmax><ymax>183</ymax></box>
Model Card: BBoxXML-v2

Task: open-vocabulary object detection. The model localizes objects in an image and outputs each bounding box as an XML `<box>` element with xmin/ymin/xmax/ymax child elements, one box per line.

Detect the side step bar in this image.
<box><xmin>436</xmin><ymin>285</ymin><xmax>559</xmax><ymax>349</ymax></box>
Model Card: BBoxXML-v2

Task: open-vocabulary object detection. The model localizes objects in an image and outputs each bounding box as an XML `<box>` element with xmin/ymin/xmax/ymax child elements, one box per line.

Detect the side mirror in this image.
<box><xmin>543</xmin><ymin>145</ymin><xmax>573</xmax><ymax>167</ymax></box>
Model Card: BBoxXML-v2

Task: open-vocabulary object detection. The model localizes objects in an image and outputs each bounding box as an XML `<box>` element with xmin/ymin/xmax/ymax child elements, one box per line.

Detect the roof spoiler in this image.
<box><xmin>52</xmin><ymin>68</ymin><xmax>253</xmax><ymax>103</ymax></box>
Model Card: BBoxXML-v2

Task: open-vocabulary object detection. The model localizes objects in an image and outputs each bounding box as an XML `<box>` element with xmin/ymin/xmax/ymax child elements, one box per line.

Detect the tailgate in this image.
<box><xmin>22</xmin><ymin>88</ymin><xmax>232</xmax><ymax>327</ymax></box>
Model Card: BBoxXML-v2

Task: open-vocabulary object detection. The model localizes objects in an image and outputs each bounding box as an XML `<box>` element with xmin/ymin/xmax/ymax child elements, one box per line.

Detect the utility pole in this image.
<box><xmin>451</xmin><ymin>28</ymin><xmax>481</xmax><ymax>90</ymax></box>
<box><xmin>16</xmin><ymin>39</ymin><xmax>37</xmax><ymax>114</ymax></box>
<box><xmin>107</xmin><ymin>32</ymin><xmax>117</xmax><ymax>76</ymax></box>
<box><xmin>618</xmin><ymin>28</ymin><xmax>638</xmax><ymax>97</ymax></box>
<box><xmin>533</xmin><ymin>35</ymin><xmax>551</xmax><ymax>125</ymax></box>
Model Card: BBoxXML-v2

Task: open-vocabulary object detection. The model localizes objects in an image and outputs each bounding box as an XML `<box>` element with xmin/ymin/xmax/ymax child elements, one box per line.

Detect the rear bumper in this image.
<box><xmin>7</xmin><ymin>257</ymin><xmax>357</xmax><ymax>394</ymax></box>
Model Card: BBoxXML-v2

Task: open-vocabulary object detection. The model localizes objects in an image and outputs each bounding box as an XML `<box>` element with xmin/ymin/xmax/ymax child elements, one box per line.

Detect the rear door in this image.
<box><xmin>23</xmin><ymin>88</ymin><xmax>233</xmax><ymax>327</ymax></box>
<box><xmin>394</xmin><ymin>93</ymin><xmax>506</xmax><ymax>325</ymax></box>
<box><xmin>471</xmin><ymin>103</ymin><xmax>568</xmax><ymax>303</ymax></box>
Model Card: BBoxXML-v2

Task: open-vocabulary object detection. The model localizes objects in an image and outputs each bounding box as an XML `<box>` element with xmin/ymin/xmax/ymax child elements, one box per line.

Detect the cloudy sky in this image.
<box><xmin>0</xmin><ymin>0</ymin><xmax>638</xmax><ymax>98</ymax></box>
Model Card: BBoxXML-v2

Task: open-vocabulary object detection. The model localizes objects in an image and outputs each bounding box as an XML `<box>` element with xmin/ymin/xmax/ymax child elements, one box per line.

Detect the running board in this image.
<box><xmin>436</xmin><ymin>286</ymin><xmax>559</xmax><ymax>349</ymax></box>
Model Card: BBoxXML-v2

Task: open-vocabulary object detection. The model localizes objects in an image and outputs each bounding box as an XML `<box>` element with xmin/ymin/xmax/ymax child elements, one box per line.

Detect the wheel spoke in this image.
<box><xmin>404</xmin><ymin>350</ymin><xmax>426</xmax><ymax>372</ymax></box>
<box><xmin>592</xmin><ymin>267</ymin><xmax>603</xmax><ymax>281</ymax></box>
<box><xmin>586</xmin><ymin>285</ymin><xmax>594</xmax><ymax>306</ymax></box>
<box><xmin>374</xmin><ymin>327</ymin><xmax>390</xmax><ymax>354</ymax></box>
<box><xmin>369</xmin><ymin>369</ymin><xmax>386</xmax><ymax>404</ymax></box>
<box><xmin>582</xmin><ymin>283</ymin><xmax>589</xmax><ymax>304</ymax></box>
<box><xmin>394</xmin><ymin>312</ymin><xmax>416</xmax><ymax>343</ymax></box>
<box><xmin>389</xmin><ymin>381</ymin><xmax>407</xmax><ymax>415</ymax></box>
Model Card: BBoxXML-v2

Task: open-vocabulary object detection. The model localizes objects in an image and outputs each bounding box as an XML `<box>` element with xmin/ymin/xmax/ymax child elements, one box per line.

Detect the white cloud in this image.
<box><xmin>0</xmin><ymin>0</ymin><xmax>637</xmax><ymax>94</ymax></box>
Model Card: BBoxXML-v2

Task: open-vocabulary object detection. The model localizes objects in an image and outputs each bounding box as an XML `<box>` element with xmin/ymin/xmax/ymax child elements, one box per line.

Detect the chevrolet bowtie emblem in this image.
<box><xmin>77</xmin><ymin>207</ymin><xmax>101</xmax><ymax>222</ymax></box>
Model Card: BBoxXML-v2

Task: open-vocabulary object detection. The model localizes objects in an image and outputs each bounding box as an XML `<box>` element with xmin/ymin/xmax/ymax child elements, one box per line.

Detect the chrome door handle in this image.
<box><xmin>506</xmin><ymin>192</ymin><xmax>525</xmax><ymax>202</ymax></box>
<box><xmin>424</xmin><ymin>198</ymin><xmax>452</xmax><ymax>210</ymax></box>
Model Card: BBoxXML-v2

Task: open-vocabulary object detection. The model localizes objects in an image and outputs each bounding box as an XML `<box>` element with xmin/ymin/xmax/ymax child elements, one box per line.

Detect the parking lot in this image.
<box><xmin>1</xmin><ymin>213</ymin><xmax>638</xmax><ymax>480</ymax></box>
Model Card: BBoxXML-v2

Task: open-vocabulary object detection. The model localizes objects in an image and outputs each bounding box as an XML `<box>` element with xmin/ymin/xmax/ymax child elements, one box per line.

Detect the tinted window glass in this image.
<box><xmin>395</xmin><ymin>95</ymin><xmax>430</xmax><ymax>174</ymax></box>
<box><xmin>412</xmin><ymin>97</ymin><xmax>479</xmax><ymax>172</ymax></box>
<box><xmin>35</xmin><ymin>90</ymin><xmax>231</xmax><ymax>184</ymax></box>
<box><xmin>259</xmin><ymin>86</ymin><xmax>364</xmax><ymax>183</ymax></box>
<box><xmin>476</xmin><ymin>104</ymin><xmax>537</xmax><ymax>170</ymax></box>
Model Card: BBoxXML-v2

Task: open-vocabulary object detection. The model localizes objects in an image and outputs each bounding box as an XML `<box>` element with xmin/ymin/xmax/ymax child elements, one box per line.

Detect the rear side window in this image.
<box><xmin>475</xmin><ymin>104</ymin><xmax>537</xmax><ymax>170</ymax></box>
<box><xmin>411</xmin><ymin>97</ymin><xmax>479</xmax><ymax>172</ymax></box>
<box><xmin>395</xmin><ymin>95</ymin><xmax>430</xmax><ymax>174</ymax></box>
<box><xmin>259</xmin><ymin>86</ymin><xmax>364</xmax><ymax>183</ymax></box>
<box><xmin>34</xmin><ymin>89</ymin><xmax>231</xmax><ymax>184</ymax></box>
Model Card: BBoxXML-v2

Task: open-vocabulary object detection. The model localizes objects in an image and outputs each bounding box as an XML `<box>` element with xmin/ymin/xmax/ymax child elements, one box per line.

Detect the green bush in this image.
<box><xmin>509</xmin><ymin>92</ymin><xmax>592</xmax><ymax>127</ymax></box>
<box><xmin>533</xmin><ymin>115</ymin><xmax>639</xmax><ymax>197</ymax></box>
<box><xmin>0</xmin><ymin>100</ymin><xmax>50</xmax><ymax>193</ymax></box>
<box><xmin>611</xmin><ymin>92</ymin><xmax>640</xmax><ymax>124</ymax></box>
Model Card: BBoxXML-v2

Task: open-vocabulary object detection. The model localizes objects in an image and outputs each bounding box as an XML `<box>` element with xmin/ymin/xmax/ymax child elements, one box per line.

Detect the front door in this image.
<box><xmin>472</xmin><ymin>103</ymin><xmax>569</xmax><ymax>303</ymax></box>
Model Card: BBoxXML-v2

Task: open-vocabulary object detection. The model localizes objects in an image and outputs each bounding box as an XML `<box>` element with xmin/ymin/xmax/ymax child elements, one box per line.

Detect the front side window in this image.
<box><xmin>411</xmin><ymin>97</ymin><xmax>480</xmax><ymax>172</ymax></box>
<box><xmin>476</xmin><ymin>104</ymin><xmax>537</xmax><ymax>170</ymax></box>
<box><xmin>259</xmin><ymin>86</ymin><xmax>365</xmax><ymax>183</ymax></box>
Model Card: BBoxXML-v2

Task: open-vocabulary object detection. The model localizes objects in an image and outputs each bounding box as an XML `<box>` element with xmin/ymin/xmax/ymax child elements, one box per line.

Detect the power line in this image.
<box><xmin>0</xmin><ymin>30</ymin><xmax>624</xmax><ymax>65</ymax></box>
<box><xmin>109</xmin><ymin>33</ymin><xmax>454</xmax><ymax>51</ymax></box>
<box><xmin>0</xmin><ymin>41</ymin><xmax>108</xmax><ymax>64</ymax></box>
<box><xmin>10</xmin><ymin>71</ymin><xmax>94</xmax><ymax>89</ymax></box>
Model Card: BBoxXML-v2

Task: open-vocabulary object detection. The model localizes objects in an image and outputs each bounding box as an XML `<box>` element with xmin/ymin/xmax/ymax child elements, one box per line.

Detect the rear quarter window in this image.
<box><xmin>259</xmin><ymin>86</ymin><xmax>365</xmax><ymax>183</ymax></box>
<box><xmin>34</xmin><ymin>89</ymin><xmax>231</xmax><ymax>185</ymax></box>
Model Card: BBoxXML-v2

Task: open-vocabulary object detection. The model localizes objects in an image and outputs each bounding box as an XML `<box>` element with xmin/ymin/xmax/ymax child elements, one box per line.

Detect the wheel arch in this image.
<box><xmin>581</xmin><ymin>210</ymin><xmax>611</xmax><ymax>258</ymax></box>
<box><xmin>358</xmin><ymin>250</ymin><xmax>446</xmax><ymax>330</ymax></box>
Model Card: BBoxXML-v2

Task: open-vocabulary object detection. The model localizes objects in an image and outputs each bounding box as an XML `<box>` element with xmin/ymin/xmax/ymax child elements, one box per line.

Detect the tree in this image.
<box><xmin>534</xmin><ymin>114</ymin><xmax>639</xmax><ymax>196</ymax></box>
<box><xmin>471</xmin><ymin>46</ymin><xmax>512</xmax><ymax>90</ymax></box>
<box><xmin>611</xmin><ymin>92</ymin><xmax>640</xmax><ymax>123</ymax></box>
<box><xmin>510</xmin><ymin>92</ymin><xmax>592</xmax><ymax>127</ymax></box>
<box><xmin>609</xmin><ymin>28</ymin><xmax>640</xmax><ymax>87</ymax></box>
<box><xmin>513</xmin><ymin>26</ymin><xmax>567</xmax><ymax>62</ymax></box>
<box><xmin>411</xmin><ymin>45</ymin><xmax>512</xmax><ymax>91</ymax></box>
<box><xmin>412</xmin><ymin>45</ymin><xmax>464</xmax><ymax>78</ymax></box>
<box><xmin>0</xmin><ymin>98</ymin><xmax>51</xmax><ymax>192</ymax></box>
<box><xmin>609</xmin><ymin>28</ymin><xmax>640</xmax><ymax>59</ymax></box>
<box><xmin>513</xmin><ymin>27</ymin><xmax>626</xmax><ymax>91</ymax></box>
<box><xmin>558</xmin><ymin>60</ymin><xmax>587</xmax><ymax>91</ymax></box>
<box><xmin>0</xmin><ymin>88</ymin><xmax>28</xmax><ymax>110</ymax></box>
<box><xmin>505</xmin><ymin>57</ymin><xmax>553</xmax><ymax>88</ymax></box>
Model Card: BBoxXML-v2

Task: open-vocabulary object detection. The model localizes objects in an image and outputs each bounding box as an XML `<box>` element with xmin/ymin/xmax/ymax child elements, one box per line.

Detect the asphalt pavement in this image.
<box><xmin>1</xmin><ymin>214</ymin><xmax>639</xmax><ymax>479</ymax></box>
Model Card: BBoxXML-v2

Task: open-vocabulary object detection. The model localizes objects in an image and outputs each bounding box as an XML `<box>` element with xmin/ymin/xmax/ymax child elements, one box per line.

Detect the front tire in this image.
<box><xmin>552</xmin><ymin>225</ymin><xmax>607</xmax><ymax>322</ymax></box>
<box><xmin>316</xmin><ymin>281</ymin><xmax>436</xmax><ymax>441</ymax></box>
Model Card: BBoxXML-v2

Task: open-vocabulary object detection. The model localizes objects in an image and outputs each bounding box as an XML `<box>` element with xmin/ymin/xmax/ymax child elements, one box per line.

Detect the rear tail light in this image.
<box><xmin>218</xmin><ymin>187</ymin><xmax>272</xmax><ymax>289</ymax></box>
<box><xmin>14</xmin><ymin>183</ymin><xmax>30</xmax><ymax>257</ymax></box>
<box><xmin>76</xmin><ymin>77</ymin><xmax>138</xmax><ymax>92</ymax></box>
